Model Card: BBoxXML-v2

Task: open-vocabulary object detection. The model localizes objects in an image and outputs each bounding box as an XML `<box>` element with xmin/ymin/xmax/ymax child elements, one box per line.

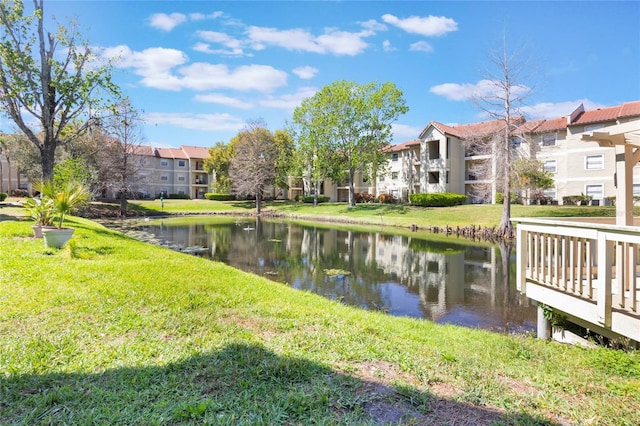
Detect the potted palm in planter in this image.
<box><xmin>22</xmin><ymin>196</ymin><xmax>55</xmax><ymax>238</ymax></box>
<box><xmin>38</xmin><ymin>180</ymin><xmax>91</xmax><ymax>248</ymax></box>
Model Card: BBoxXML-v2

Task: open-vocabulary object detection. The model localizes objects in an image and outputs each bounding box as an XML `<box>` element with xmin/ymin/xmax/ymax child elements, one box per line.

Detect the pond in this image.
<box><xmin>132</xmin><ymin>217</ymin><xmax>537</xmax><ymax>335</ymax></box>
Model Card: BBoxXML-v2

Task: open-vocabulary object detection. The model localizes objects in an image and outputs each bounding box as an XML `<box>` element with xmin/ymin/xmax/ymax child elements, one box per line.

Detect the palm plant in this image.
<box><xmin>22</xmin><ymin>196</ymin><xmax>55</xmax><ymax>227</ymax></box>
<box><xmin>36</xmin><ymin>180</ymin><xmax>91</xmax><ymax>229</ymax></box>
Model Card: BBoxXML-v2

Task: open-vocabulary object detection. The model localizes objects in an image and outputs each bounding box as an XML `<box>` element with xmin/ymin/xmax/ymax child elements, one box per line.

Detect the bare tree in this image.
<box><xmin>0</xmin><ymin>0</ymin><xmax>119</xmax><ymax>181</ymax></box>
<box><xmin>229</xmin><ymin>119</ymin><xmax>277</xmax><ymax>215</ymax></box>
<box><xmin>95</xmin><ymin>99</ymin><xmax>147</xmax><ymax>216</ymax></box>
<box><xmin>472</xmin><ymin>39</ymin><xmax>534</xmax><ymax>235</ymax></box>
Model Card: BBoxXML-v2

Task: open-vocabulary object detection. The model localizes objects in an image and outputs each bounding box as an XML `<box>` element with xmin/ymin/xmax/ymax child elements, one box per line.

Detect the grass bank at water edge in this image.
<box><xmin>0</xmin><ymin>213</ymin><xmax>639</xmax><ymax>425</ymax></box>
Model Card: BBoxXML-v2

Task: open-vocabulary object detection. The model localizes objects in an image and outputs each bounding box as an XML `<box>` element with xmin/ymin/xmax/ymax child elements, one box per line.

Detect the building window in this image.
<box><xmin>428</xmin><ymin>171</ymin><xmax>439</xmax><ymax>184</ymax></box>
<box><xmin>160</xmin><ymin>159</ymin><xmax>168</xmax><ymax>167</ymax></box>
<box><xmin>178</xmin><ymin>160</ymin><xmax>186</xmax><ymax>167</ymax></box>
<box><xmin>160</xmin><ymin>175</ymin><xmax>168</xmax><ymax>181</ymax></box>
<box><xmin>178</xmin><ymin>175</ymin><xmax>185</xmax><ymax>182</ymax></box>
<box><xmin>178</xmin><ymin>190</ymin><xmax>185</xmax><ymax>195</ymax></box>
<box><xmin>585</xmin><ymin>154</ymin><xmax>604</xmax><ymax>170</ymax></box>
<box><xmin>391</xmin><ymin>172</ymin><xmax>399</xmax><ymax>180</ymax></box>
<box><xmin>379</xmin><ymin>176</ymin><xmax>385</xmax><ymax>182</ymax></box>
<box><xmin>585</xmin><ymin>184</ymin><xmax>603</xmax><ymax>200</ymax></box>
<box><xmin>391</xmin><ymin>153</ymin><xmax>398</xmax><ymax>162</ymax></box>
<box><xmin>543</xmin><ymin>188</ymin><xmax>556</xmax><ymax>200</ymax></box>
<box><xmin>543</xmin><ymin>159</ymin><xmax>557</xmax><ymax>173</ymax></box>
<box><xmin>541</xmin><ymin>134</ymin><xmax>556</xmax><ymax>147</ymax></box>
<box><xmin>510</xmin><ymin>137</ymin><xmax>522</xmax><ymax>148</ymax></box>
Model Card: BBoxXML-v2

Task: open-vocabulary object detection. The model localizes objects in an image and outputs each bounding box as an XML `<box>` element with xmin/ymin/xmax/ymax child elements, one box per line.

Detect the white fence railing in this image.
<box><xmin>515</xmin><ymin>219</ymin><xmax>640</xmax><ymax>338</ymax></box>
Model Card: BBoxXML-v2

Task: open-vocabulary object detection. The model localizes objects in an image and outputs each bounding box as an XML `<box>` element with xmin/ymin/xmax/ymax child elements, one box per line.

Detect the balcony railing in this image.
<box><xmin>515</xmin><ymin>218</ymin><xmax>640</xmax><ymax>342</ymax></box>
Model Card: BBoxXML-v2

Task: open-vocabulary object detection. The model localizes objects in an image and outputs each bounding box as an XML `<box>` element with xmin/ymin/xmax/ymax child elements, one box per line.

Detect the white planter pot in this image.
<box><xmin>42</xmin><ymin>228</ymin><xmax>75</xmax><ymax>248</ymax></box>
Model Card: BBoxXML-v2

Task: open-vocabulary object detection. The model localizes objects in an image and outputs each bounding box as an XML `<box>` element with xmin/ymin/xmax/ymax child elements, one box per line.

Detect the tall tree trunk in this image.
<box><xmin>40</xmin><ymin>142</ymin><xmax>56</xmax><ymax>181</ymax></box>
<box><xmin>119</xmin><ymin>196</ymin><xmax>127</xmax><ymax>217</ymax></box>
<box><xmin>348</xmin><ymin>170</ymin><xmax>356</xmax><ymax>208</ymax></box>
<box><xmin>256</xmin><ymin>190</ymin><xmax>262</xmax><ymax>215</ymax></box>
<box><xmin>7</xmin><ymin>157</ymin><xmax>11</xmax><ymax>193</ymax></box>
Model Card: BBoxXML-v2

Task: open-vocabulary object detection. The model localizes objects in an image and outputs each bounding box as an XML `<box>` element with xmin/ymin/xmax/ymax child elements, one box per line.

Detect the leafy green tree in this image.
<box><xmin>0</xmin><ymin>0</ymin><xmax>119</xmax><ymax>181</ymax></box>
<box><xmin>289</xmin><ymin>115</ymin><xmax>333</xmax><ymax>206</ymax></box>
<box><xmin>229</xmin><ymin>119</ymin><xmax>278</xmax><ymax>214</ymax></box>
<box><xmin>293</xmin><ymin>80</ymin><xmax>408</xmax><ymax>207</ymax></box>
<box><xmin>512</xmin><ymin>158</ymin><xmax>554</xmax><ymax>204</ymax></box>
<box><xmin>204</xmin><ymin>141</ymin><xmax>235</xmax><ymax>193</ymax></box>
<box><xmin>272</xmin><ymin>129</ymin><xmax>295</xmax><ymax>198</ymax></box>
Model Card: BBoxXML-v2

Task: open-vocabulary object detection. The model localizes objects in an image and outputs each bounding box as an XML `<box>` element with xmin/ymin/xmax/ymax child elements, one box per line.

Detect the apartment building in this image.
<box><xmin>378</xmin><ymin>101</ymin><xmax>640</xmax><ymax>205</ymax></box>
<box><xmin>118</xmin><ymin>145</ymin><xmax>212</xmax><ymax>199</ymax></box>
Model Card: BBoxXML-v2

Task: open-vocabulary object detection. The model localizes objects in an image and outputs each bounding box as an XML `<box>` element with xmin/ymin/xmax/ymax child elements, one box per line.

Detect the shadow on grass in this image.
<box><xmin>1</xmin><ymin>342</ymin><xmax>558</xmax><ymax>425</ymax></box>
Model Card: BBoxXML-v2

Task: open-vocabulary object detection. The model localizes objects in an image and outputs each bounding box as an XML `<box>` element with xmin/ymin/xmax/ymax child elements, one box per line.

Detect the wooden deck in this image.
<box><xmin>514</xmin><ymin>218</ymin><xmax>640</xmax><ymax>342</ymax></box>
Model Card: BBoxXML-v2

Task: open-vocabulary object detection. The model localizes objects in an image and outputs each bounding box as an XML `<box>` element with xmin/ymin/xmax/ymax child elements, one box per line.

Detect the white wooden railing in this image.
<box><xmin>515</xmin><ymin>218</ymin><xmax>640</xmax><ymax>341</ymax></box>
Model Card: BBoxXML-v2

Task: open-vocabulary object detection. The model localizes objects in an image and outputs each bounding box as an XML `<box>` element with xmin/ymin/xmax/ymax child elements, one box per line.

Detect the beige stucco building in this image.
<box><xmin>378</xmin><ymin>101</ymin><xmax>640</xmax><ymax>205</ymax></box>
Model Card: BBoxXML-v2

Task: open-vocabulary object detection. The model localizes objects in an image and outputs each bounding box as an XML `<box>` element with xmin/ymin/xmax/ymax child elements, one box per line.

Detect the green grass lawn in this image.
<box><xmin>1</xmin><ymin>209</ymin><xmax>639</xmax><ymax>425</ymax></box>
<box><xmin>124</xmin><ymin>198</ymin><xmax>624</xmax><ymax>229</ymax></box>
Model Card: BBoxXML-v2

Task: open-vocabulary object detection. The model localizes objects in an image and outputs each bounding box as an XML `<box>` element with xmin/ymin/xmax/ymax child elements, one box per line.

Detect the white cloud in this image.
<box><xmin>360</xmin><ymin>19</ymin><xmax>387</xmax><ymax>32</ymax></box>
<box><xmin>392</xmin><ymin>123</ymin><xmax>423</xmax><ymax>141</ymax></box>
<box><xmin>381</xmin><ymin>14</ymin><xmax>458</xmax><ymax>37</ymax></box>
<box><xmin>149</xmin><ymin>13</ymin><xmax>187</xmax><ymax>31</ymax></box>
<box><xmin>430</xmin><ymin>80</ymin><xmax>530</xmax><ymax>102</ymax></box>
<box><xmin>144</xmin><ymin>112</ymin><xmax>245</xmax><ymax>132</ymax></box>
<box><xmin>382</xmin><ymin>40</ymin><xmax>395</xmax><ymax>52</ymax></box>
<box><xmin>246</xmin><ymin>25</ymin><xmax>372</xmax><ymax>56</ymax></box>
<box><xmin>194</xmin><ymin>93</ymin><xmax>254</xmax><ymax>109</ymax></box>
<box><xmin>103</xmin><ymin>45</ymin><xmax>286</xmax><ymax>93</ymax></box>
<box><xmin>103</xmin><ymin>45</ymin><xmax>189</xmax><ymax>91</ymax></box>
<box><xmin>292</xmin><ymin>66</ymin><xmax>318</xmax><ymax>80</ymax></box>
<box><xmin>258</xmin><ymin>86</ymin><xmax>319</xmax><ymax>111</ymax></box>
<box><xmin>190</xmin><ymin>11</ymin><xmax>223</xmax><ymax>21</ymax></box>
<box><xmin>178</xmin><ymin>63</ymin><xmax>288</xmax><ymax>93</ymax></box>
<box><xmin>410</xmin><ymin>41</ymin><xmax>433</xmax><ymax>52</ymax></box>
<box><xmin>194</xmin><ymin>31</ymin><xmax>246</xmax><ymax>56</ymax></box>
<box><xmin>522</xmin><ymin>99</ymin><xmax>608</xmax><ymax>119</ymax></box>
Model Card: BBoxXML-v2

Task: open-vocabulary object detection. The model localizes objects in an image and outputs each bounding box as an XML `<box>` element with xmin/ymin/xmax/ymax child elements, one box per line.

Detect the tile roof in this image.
<box><xmin>430</xmin><ymin>116</ymin><xmax>525</xmax><ymax>139</ymax></box>
<box><xmin>180</xmin><ymin>145</ymin><xmax>210</xmax><ymax>159</ymax></box>
<box><xmin>570</xmin><ymin>101</ymin><xmax>640</xmax><ymax>126</ymax></box>
<box><xmin>156</xmin><ymin>148</ymin><xmax>189</xmax><ymax>159</ymax></box>
<box><xmin>521</xmin><ymin>117</ymin><xmax>567</xmax><ymax>134</ymax></box>
<box><xmin>383</xmin><ymin>139</ymin><xmax>420</xmax><ymax>153</ymax></box>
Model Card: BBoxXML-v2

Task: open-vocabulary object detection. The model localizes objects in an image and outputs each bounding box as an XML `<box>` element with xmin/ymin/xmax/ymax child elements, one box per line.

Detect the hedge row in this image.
<box><xmin>301</xmin><ymin>195</ymin><xmax>330</xmax><ymax>204</ymax></box>
<box><xmin>205</xmin><ymin>193</ymin><xmax>236</xmax><ymax>201</ymax></box>
<box><xmin>410</xmin><ymin>192</ymin><xmax>467</xmax><ymax>207</ymax></box>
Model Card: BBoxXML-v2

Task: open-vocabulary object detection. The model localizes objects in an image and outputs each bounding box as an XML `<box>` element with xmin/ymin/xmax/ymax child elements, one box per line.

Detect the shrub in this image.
<box><xmin>0</xmin><ymin>192</ymin><xmax>7</xmax><ymax>202</ymax></box>
<box><xmin>10</xmin><ymin>189</ymin><xmax>28</xmax><ymax>197</ymax></box>
<box><xmin>377</xmin><ymin>193</ymin><xmax>397</xmax><ymax>204</ymax></box>
<box><xmin>167</xmin><ymin>193</ymin><xmax>191</xmax><ymax>200</ymax></box>
<box><xmin>410</xmin><ymin>192</ymin><xmax>467</xmax><ymax>207</ymax></box>
<box><xmin>562</xmin><ymin>194</ymin><xmax>592</xmax><ymax>206</ymax></box>
<box><xmin>205</xmin><ymin>193</ymin><xmax>236</xmax><ymax>201</ymax></box>
<box><xmin>301</xmin><ymin>195</ymin><xmax>330</xmax><ymax>203</ymax></box>
<box><xmin>355</xmin><ymin>192</ymin><xmax>375</xmax><ymax>203</ymax></box>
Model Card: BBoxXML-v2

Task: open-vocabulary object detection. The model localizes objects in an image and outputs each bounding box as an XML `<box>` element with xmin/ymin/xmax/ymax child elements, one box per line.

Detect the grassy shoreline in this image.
<box><xmin>1</xmin><ymin>202</ymin><xmax>639</xmax><ymax>424</ymax></box>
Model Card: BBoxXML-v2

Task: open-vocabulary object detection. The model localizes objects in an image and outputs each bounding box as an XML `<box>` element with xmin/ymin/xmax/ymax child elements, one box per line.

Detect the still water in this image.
<box><xmin>136</xmin><ymin>218</ymin><xmax>537</xmax><ymax>334</ymax></box>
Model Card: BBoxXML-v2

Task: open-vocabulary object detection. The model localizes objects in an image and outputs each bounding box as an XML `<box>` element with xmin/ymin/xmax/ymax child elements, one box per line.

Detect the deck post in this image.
<box><xmin>537</xmin><ymin>304</ymin><xmax>551</xmax><ymax>339</ymax></box>
<box><xmin>516</xmin><ymin>225</ymin><xmax>527</xmax><ymax>292</ymax></box>
<box><xmin>597</xmin><ymin>232</ymin><xmax>612</xmax><ymax>327</ymax></box>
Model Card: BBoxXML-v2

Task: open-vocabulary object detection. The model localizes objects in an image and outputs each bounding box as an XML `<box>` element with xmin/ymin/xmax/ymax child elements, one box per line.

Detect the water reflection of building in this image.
<box><xmin>142</xmin><ymin>220</ymin><xmax>535</xmax><ymax>332</ymax></box>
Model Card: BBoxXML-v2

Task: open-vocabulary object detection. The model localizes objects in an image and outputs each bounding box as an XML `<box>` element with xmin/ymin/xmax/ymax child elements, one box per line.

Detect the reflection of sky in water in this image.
<box><xmin>137</xmin><ymin>219</ymin><xmax>537</xmax><ymax>335</ymax></box>
<box><xmin>379</xmin><ymin>282</ymin><xmax>424</xmax><ymax>318</ymax></box>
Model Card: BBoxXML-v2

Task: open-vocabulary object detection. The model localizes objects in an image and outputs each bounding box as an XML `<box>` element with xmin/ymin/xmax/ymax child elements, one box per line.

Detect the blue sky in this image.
<box><xmin>4</xmin><ymin>1</ymin><xmax>640</xmax><ymax>148</ymax></box>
